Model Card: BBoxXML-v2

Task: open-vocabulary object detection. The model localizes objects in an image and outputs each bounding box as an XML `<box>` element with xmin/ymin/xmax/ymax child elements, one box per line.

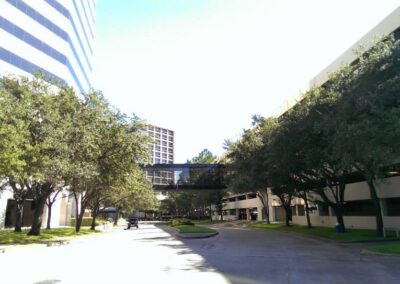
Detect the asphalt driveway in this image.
<box><xmin>0</xmin><ymin>223</ymin><xmax>399</xmax><ymax>284</ymax></box>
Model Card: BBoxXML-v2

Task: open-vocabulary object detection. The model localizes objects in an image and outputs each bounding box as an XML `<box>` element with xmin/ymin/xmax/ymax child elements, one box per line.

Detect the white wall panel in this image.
<box><xmin>1</xmin><ymin>2</ymin><xmax>68</xmax><ymax>54</ymax></box>
<box><xmin>0</xmin><ymin>61</ymin><xmax>32</xmax><ymax>78</ymax></box>
<box><xmin>0</xmin><ymin>30</ymin><xmax>70</xmax><ymax>82</ymax></box>
<box><xmin>25</xmin><ymin>0</ymin><xmax>69</xmax><ymax>30</ymax></box>
<box><xmin>0</xmin><ymin>189</ymin><xmax>13</xmax><ymax>229</ymax></box>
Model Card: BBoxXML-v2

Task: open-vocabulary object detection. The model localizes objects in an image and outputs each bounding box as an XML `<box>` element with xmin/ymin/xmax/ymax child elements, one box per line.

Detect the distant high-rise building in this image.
<box><xmin>0</xmin><ymin>0</ymin><xmax>96</xmax><ymax>94</ymax></box>
<box><xmin>146</xmin><ymin>125</ymin><xmax>174</xmax><ymax>164</ymax></box>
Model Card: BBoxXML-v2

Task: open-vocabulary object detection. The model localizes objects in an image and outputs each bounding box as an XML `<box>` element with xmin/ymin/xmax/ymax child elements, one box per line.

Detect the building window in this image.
<box><xmin>318</xmin><ymin>204</ymin><xmax>329</xmax><ymax>216</ymax></box>
<box><xmin>343</xmin><ymin>200</ymin><xmax>375</xmax><ymax>216</ymax></box>
<box><xmin>237</xmin><ymin>195</ymin><xmax>246</xmax><ymax>201</ymax></box>
<box><xmin>394</xmin><ymin>27</ymin><xmax>400</xmax><ymax>40</ymax></box>
<box><xmin>247</xmin><ymin>193</ymin><xmax>257</xmax><ymax>199</ymax></box>
<box><xmin>385</xmin><ymin>198</ymin><xmax>400</xmax><ymax>216</ymax></box>
<box><xmin>296</xmin><ymin>205</ymin><xmax>305</xmax><ymax>216</ymax></box>
<box><xmin>228</xmin><ymin>197</ymin><xmax>236</xmax><ymax>202</ymax></box>
<box><xmin>229</xmin><ymin>209</ymin><xmax>236</xmax><ymax>215</ymax></box>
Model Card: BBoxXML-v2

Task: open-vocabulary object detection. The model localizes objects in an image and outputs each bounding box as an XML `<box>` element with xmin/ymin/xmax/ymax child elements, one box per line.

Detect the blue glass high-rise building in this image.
<box><xmin>0</xmin><ymin>0</ymin><xmax>96</xmax><ymax>94</ymax></box>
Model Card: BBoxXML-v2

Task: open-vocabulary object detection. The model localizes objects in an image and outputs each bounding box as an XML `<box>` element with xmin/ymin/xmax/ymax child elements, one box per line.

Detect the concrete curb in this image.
<box><xmin>177</xmin><ymin>232</ymin><xmax>219</xmax><ymax>239</ymax></box>
<box><xmin>361</xmin><ymin>248</ymin><xmax>400</xmax><ymax>257</ymax></box>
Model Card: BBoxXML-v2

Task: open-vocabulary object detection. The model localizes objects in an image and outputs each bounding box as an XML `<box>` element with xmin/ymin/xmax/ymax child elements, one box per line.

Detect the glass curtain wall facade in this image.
<box><xmin>0</xmin><ymin>0</ymin><xmax>96</xmax><ymax>95</ymax></box>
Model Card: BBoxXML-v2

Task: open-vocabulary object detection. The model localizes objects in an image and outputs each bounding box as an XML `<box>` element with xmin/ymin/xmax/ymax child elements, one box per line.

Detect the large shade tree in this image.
<box><xmin>223</xmin><ymin>36</ymin><xmax>400</xmax><ymax>235</ymax></box>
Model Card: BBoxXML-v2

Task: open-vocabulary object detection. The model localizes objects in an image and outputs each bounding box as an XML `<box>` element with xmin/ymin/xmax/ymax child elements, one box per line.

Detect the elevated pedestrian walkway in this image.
<box><xmin>142</xmin><ymin>163</ymin><xmax>226</xmax><ymax>191</ymax></box>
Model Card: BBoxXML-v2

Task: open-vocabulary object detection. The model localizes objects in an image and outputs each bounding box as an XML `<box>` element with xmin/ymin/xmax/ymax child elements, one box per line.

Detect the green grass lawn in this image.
<box><xmin>368</xmin><ymin>243</ymin><xmax>400</xmax><ymax>255</ymax></box>
<box><xmin>0</xmin><ymin>227</ymin><xmax>99</xmax><ymax>245</ymax></box>
<box><xmin>176</xmin><ymin>225</ymin><xmax>217</xmax><ymax>234</ymax></box>
<box><xmin>191</xmin><ymin>220</ymin><xmax>225</xmax><ymax>225</ymax></box>
<box><xmin>249</xmin><ymin>223</ymin><xmax>397</xmax><ymax>242</ymax></box>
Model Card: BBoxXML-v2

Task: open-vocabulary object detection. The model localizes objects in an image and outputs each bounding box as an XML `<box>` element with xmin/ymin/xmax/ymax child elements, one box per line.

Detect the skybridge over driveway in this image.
<box><xmin>142</xmin><ymin>163</ymin><xmax>226</xmax><ymax>191</ymax></box>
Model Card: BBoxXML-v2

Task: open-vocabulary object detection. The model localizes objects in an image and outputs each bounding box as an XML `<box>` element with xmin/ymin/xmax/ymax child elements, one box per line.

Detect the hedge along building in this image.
<box><xmin>0</xmin><ymin>0</ymin><xmax>96</xmax><ymax>229</ymax></box>
<box><xmin>216</xmin><ymin>6</ymin><xmax>400</xmax><ymax>227</ymax></box>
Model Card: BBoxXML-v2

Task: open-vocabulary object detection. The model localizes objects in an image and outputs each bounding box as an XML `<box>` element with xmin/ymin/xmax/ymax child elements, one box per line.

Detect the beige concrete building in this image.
<box><xmin>218</xmin><ymin>6</ymin><xmax>400</xmax><ymax>229</ymax></box>
<box><xmin>146</xmin><ymin>125</ymin><xmax>174</xmax><ymax>165</ymax></box>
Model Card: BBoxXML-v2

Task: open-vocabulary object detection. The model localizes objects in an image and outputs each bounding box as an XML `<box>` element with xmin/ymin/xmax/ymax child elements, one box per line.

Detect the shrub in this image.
<box><xmin>70</xmin><ymin>217</ymin><xmax>108</xmax><ymax>227</ymax></box>
<box><xmin>170</xmin><ymin>218</ymin><xmax>194</xmax><ymax>227</ymax></box>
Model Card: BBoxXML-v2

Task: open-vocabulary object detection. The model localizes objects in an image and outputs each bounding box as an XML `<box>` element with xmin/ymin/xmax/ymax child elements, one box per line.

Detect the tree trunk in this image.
<box><xmin>314</xmin><ymin>187</ymin><xmax>345</xmax><ymax>231</ymax></box>
<box><xmin>27</xmin><ymin>198</ymin><xmax>46</xmax><ymax>236</ymax></box>
<box><xmin>284</xmin><ymin>206</ymin><xmax>291</xmax><ymax>226</ymax></box>
<box><xmin>75</xmin><ymin>207</ymin><xmax>86</xmax><ymax>233</ymax></box>
<box><xmin>303</xmin><ymin>192</ymin><xmax>312</xmax><ymax>228</ymax></box>
<box><xmin>257</xmin><ymin>190</ymin><xmax>270</xmax><ymax>224</ymax></box>
<box><xmin>114</xmin><ymin>208</ymin><xmax>119</xmax><ymax>226</ymax></box>
<box><xmin>367</xmin><ymin>180</ymin><xmax>384</xmax><ymax>237</ymax></box>
<box><xmin>90</xmin><ymin>214</ymin><xmax>97</xmax><ymax>230</ymax></box>
<box><xmin>335</xmin><ymin>207</ymin><xmax>346</xmax><ymax>232</ymax></box>
<box><xmin>14</xmin><ymin>201</ymin><xmax>24</xmax><ymax>232</ymax></box>
<box><xmin>265</xmin><ymin>190</ymin><xmax>270</xmax><ymax>224</ymax></box>
<box><xmin>46</xmin><ymin>202</ymin><xmax>52</xmax><ymax>230</ymax></box>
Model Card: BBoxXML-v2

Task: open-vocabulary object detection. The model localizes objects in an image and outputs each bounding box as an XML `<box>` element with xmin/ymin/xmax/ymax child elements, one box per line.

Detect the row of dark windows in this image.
<box><xmin>78</xmin><ymin>0</ymin><xmax>94</xmax><ymax>39</ymax></box>
<box><xmin>0</xmin><ymin>16</ymin><xmax>85</xmax><ymax>93</ymax></box>
<box><xmin>0</xmin><ymin>47</ymin><xmax>67</xmax><ymax>86</ymax></box>
<box><xmin>292</xmin><ymin>198</ymin><xmax>400</xmax><ymax>217</ymax></box>
<box><xmin>223</xmin><ymin>193</ymin><xmax>258</xmax><ymax>203</ymax></box>
<box><xmin>71</xmin><ymin>0</ymin><xmax>93</xmax><ymax>54</ymax></box>
<box><xmin>43</xmin><ymin>0</ymin><xmax>94</xmax><ymax>52</ymax></box>
<box><xmin>7</xmin><ymin>0</ymin><xmax>93</xmax><ymax>89</ymax></box>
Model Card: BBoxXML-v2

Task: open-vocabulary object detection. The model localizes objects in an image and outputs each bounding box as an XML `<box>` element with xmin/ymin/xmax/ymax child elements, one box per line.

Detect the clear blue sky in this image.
<box><xmin>93</xmin><ymin>0</ymin><xmax>400</xmax><ymax>162</ymax></box>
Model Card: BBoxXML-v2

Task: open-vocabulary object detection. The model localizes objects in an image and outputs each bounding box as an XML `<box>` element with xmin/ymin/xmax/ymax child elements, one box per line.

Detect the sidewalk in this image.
<box><xmin>0</xmin><ymin>224</ymin><xmax>230</xmax><ymax>284</ymax></box>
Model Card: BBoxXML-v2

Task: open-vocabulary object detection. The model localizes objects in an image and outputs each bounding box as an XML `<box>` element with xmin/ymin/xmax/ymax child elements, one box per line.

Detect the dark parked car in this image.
<box><xmin>126</xmin><ymin>217</ymin><xmax>139</xmax><ymax>229</ymax></box>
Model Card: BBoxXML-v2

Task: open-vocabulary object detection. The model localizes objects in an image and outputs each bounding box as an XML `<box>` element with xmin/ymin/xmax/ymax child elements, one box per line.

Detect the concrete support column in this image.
<box><xmin>0</xmin><ymin>189</ymin><xmax>13</xmax><ymax>229</ymax></box>
<box><xmin>246</xmin><ymin>208</ymin><xmax>250</xmax><ymax>220</ymax></box>
<box><xmin>328</xmin><ymin>207</ymin><xmax>335</xmax><ymax>217</ymax></box>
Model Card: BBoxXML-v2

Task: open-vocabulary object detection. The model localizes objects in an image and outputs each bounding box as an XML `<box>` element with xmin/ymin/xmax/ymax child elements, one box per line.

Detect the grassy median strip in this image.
<box><xmin>176</xmin><ymin>225</ymin><xmax>216</xmax><ymax>234</ymax></box>
<box><xmin>0</xmin><ymin>228</ymin><xmax>100</xmax><ymax>245</ymax></box>
<box><xmin>368</xmin><ymin>243</ymin><xmax>400</xmax><ymax>255</ymax></box>
<box><xmin>249</xmin><ymin>223</ymin><xmax>397</xmax><ymax>242</ymax></box>
<box><xmin>191</xmin><ymin>220</ymin><xmax>225</xmax><ymax>225</ymax></box>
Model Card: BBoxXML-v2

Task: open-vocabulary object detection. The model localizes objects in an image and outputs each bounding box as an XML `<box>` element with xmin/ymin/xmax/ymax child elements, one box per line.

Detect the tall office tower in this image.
<box><xmin>146</xmin><ymin>125</ymin><xmax>174</xmax><ymax>164</ymax></box>
<box><xmin>0</xmin><ymin>0</ymin><xmax>96</xmax><ymax>94</ymax></box>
